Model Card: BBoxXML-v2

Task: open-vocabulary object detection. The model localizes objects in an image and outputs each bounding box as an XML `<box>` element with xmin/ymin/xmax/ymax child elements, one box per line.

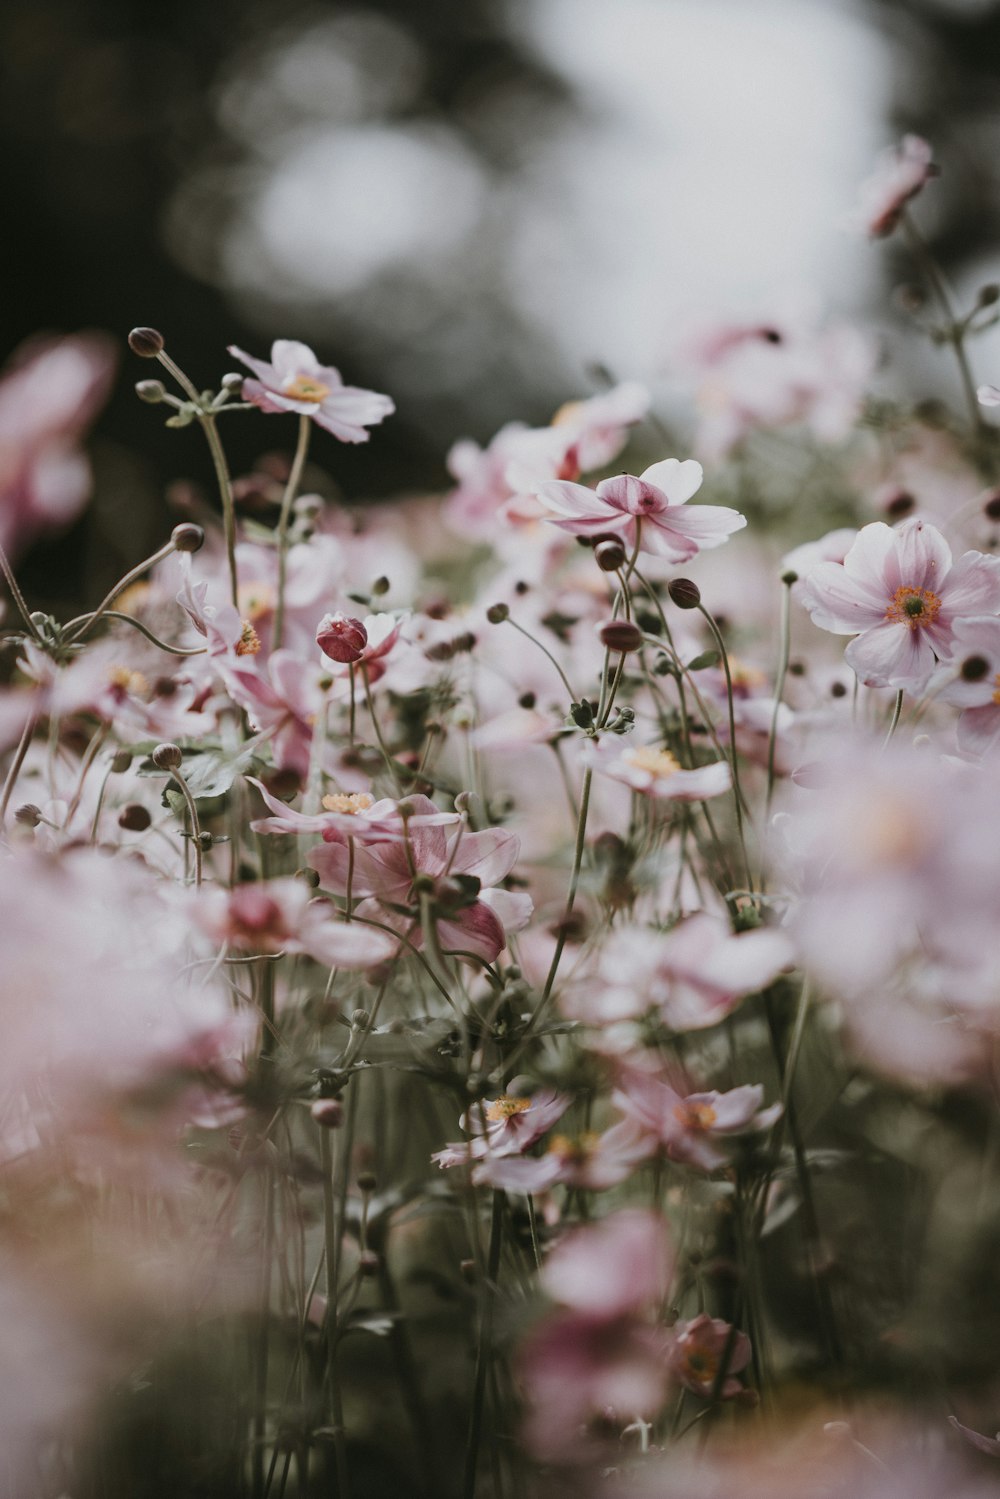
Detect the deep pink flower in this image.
<box><xmin>316</xmin><ymin>612</ymin><xmax>368</xmax><ymax>663</ymax></box>
<box><xmin>855</xmin><ymin>135</ymin><xmax>936</xmax><ymax>238</ymax></box>
<box><xmin>193</xmin><ymin>879</ymin><xmax>395</xmax><ymax>969</ymax></box>
<box><xmin>536</xmin><ymin>459</ymin><xmax>746</xmax><ymax>561</ymax></box>
<box><xmin>220</xmin><ymin>649</ymin><xmax>324</xmax><ymax>776</ymax></box>
<box><xmin>801</xmin><ymin>518</ymin><xmax>1000</xmax><ymax>692</ymax></box>
<box><xmin>667</xmin><ymin>1314</ymin><xmax>752</xmax><ymax>1399</ymax></box>
<box><xmin>228</xmin><ymin>340</ymin><xmax>394</xmax><ymax>442</ymax></box>
<box><xmin>317</xmin><ymin>611</ymin><xmax>403</xmax><ymax>685</ymax></box>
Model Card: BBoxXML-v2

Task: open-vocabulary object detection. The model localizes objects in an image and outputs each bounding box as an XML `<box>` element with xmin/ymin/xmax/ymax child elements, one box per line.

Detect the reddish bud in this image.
<box><xmin>667</xmin><ymin>578</ymin><xmax>702</xmax><ymax>610</ymax></box>
<box><xmin>316</xmin><ymin>612</ymin><xmax>368</xmax><ymax>663</ymax></box>
<box><xmin>128</xmin><ymin>327</ymin><xmax>165</xmax><ymax>358</ymax></box>
<box><xmin>598</xmin><ymin>619</ymin><xmax>644</xmax><ymax>653</ymax></box>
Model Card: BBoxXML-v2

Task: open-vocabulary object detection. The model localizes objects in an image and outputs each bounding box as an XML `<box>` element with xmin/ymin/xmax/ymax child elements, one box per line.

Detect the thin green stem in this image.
<box><xmin>882</xmin><ymin>689</ymin><xmax>905</xmax><ymax>748</ymax></box>
<box><xmin>0</xmin><ymin>542</ymin><xmax>42</xmax><ymax>639</ymax></box>
<box><xmin>501</xmin><ymin>617</ymin><xmax>576</xmax><ymax>703</ymax></box>
<box><xmin>65</xmin><ymin>539</ymin><xmax>177</xmax><ymax>643</ymax></box>
<box><xmin>697</xmin><ymin>604</ymin><xmax>754</xmax><ymax>894</ymax></box>
<box><xmin>273</xmin><ymin>416</ymin><xmax>311</xmax><ymax>650</ymax></box>
<box><xmin>765</xmin><ymin>577</ymin><xmax>794</xmax><ymax>818</ymax></box>
<box><xmin>463</xmin><ymin>1190</ymin><xmax>505</xmax><ymax>1499</ymax></box>
<box><xmin>901</xmin><ymin>210</ymin><xmax>985</xmax><ymax>440</ymax></box>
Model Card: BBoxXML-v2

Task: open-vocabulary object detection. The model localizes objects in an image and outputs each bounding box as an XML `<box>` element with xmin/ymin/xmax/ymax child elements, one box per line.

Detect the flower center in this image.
<box><xmin>107</xmin><ymin>665</ymin><xmax>148</xmax><ymax>697</ymax></box>
<box><xmin>674</xmin><ymin>1101</ymin><xmax>718</xmax><ymax>1131</ymax></box>
<box><xmin>684</xmin><ymin>1348</ymin><xmax>718</xmax><ymax>1381</ymax></box>
<box><xmin>993</xmin><ymin>673</ymin><xmax>1000</xmax><ymax>707</ymax></box>
<box><xmin>236</xmin><ymin>620</ymin><xmax>261</xmax><ymax>656</ymax></box>
<box><xmin>283</xmin><ymin>374</ymin><xmax>331</xmax><ymax>403</ymax></box>
<box><xmin>237</xmin><ymin>580</ymin><xmax>276</xmax><ymax>621</ymax></box>
<box><xmin>884</xmin><ymin>585</ymin><xmax>941</xmax><ymax>630</ymax></box>
<box><xmin>484</xmin><ymin>1095</ymin><xmax>532</xmax><ymax>1123</ymax></box>
<box><xmin>322</xmin><ymin>792</ymin><xmax>376</xmax><ymax>815</ymax></box>
<box><xmin>548</xmin><ymin>1131</ymin><xmax>599</xmax><ymax>1163</ymax></box>
<box><xmin>625</xmin><ymin>746</ymin><xmax>681</xmax><ymax>780</ymax></box>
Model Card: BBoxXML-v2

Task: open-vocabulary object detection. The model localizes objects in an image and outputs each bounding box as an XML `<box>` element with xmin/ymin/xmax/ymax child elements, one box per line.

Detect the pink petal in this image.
<box><xmin>638</xmin><ymin>458</ymin><xmax>704</xmax><ymax>504</ymax></box>
<box><xmin>844</xmin><ymin>620</ymin><xmax>937</xmax><ymax>689</ymax></box>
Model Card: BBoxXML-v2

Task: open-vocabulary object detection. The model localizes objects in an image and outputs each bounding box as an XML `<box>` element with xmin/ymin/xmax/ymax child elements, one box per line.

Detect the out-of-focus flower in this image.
<box><xmin>801</xmin><ymin>518</ymin><xmax>1000</xmax><ymax>692</ymax></box>
<box><xmin>667</xmin><ymin>1313</ymin><xmax>752</xmax><ymax>1399</ymax></box>
<box><xmin>246</xmin><ymin>775</ymin><xmax>458</xmax><ymax>839</ymax></box>
<box><xmin>854</xmin><ymin>134</ymin><xmax>936</xmax><ymax>238</ymax></box>
<box><xmin>220</xmin><ymin>649</ymin><xmax>325</xmax><ymax>776</ymax></box>
<box><xmin>936</xmin><ymin>615</ymin><xmax>1000</xmax><ymax>758</ymax></box>
<box><xmin>228</xmin><ymin>340</ymin><xmax>394</xmax><ymax>442</ymax></box>
<box><xmin>0</xmin><ymin>332</ymin><xmax>115</xmax><ymax>557</ymax></box>
<box><xmin>472</xmin><ymin>1116</ymin><xmax>651</xmax><ymax>1192</ymax></box>
<box><xmin>192</xmin><ymin>879</ymin><xmax>396</xmax><ymax>969</ymax></box>
<box><xmin>614</xmin><ymin>1068</ymin><xmax>781</xmax><ymax>1172</ymax></box>
<box><xmin>585</xmin><ymin>736</ymin><xmax>732</xmax><ymax>801</ymax></box>
<box><xmin>536</xmin><ymin>459</ymin><xmax>746</xmax><ymax>561</ymax></box>
<box><xmin>309</xmin><ymin>798</ymin><xmax>533</xmax><ymax>962</ymax></box>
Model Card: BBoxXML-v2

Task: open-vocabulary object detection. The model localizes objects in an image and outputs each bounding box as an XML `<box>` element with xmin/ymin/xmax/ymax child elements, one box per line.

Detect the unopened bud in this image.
<box><xmin>486</xmin><ymin>603</ymin><xmax>509</xmax><ymax>624</ymax></box>
<box><xmin>221</xmin><ymin>371</ymin><xmax>245</xmax><ymax>391</ymax></box>
<box><xmin>296</xmin><ymin>866</ymin><xmax>321</xmax><ymax>888</ymax></box>
<box><xmin>171</xmin><ymin>522</ymin><xmax>204</xmax><ymax>554</ymax></box>
<box><xmin>594</xmin><ymin>535</ymin><xmax>628</xmax><ymax>572</ymax></box>
<box><xmin>118</xmin><ymin>803</ymin><xmax>151</xmax><ymax>832</ymax></box>
<box><xmin>135</xmin><ymin>379</ymin><xmax>166</xmax><ymax>404</ymax></box>
<box><xmin>881</xmin><ymin>487</ymin><xmax>915</xmax><ymax>519</ymax></box>
<box><xmin>371</xmin><ymin>576</ymin><xmax>390</xmax><ymax>596</ymax></box>
<box><xmin>978</xmin><ymin>284</ymin><xmax>1000</xmax><ymax>307</ymax></box>
<box><xmin>780</xmin><ymin>570</ymin><xmax>798</xmax><ymax>587</ymax></box>
<box><xmin>357</xmin><ymin>1171</ymin><xmax>377</xmax><ymax>1193</ymax></box>
<box><xmin>128</xmin><ymin>327</ymin><xmax>165</xmax><ymax>359</ymax></box>
<box><xmin>351</xmin><ymin>1008</ymin><xmax>370</xmax><ymax>1029</ymax></box>
<box><xmin>310</xmin><ymin>1098</ymin><xmax>344</xmax><ymax>1129</ymax></box>
<box><xmin>14</xmin><ymin>803</ymin><xmax>42</xmax><ymax>827</ymax></box>
<box><xmin>598</xmin><ymin>619</ymin><xmax>644</xmax><ymax>653</ymax></box>
<box><xmin>110</xmin><ymin>750</ymin><xmax>132</xmax><ymax>774</ymax></box>
<box><xmin>316</xmin><ymin>612</ymin><xmax>368</xmax><ymax>664</ymax></box>
<box><xmin>667</xmin><ymin>578</ymin><xmax>701</xmax><ymax>610</ymax></box>
<box><xmin>151</xmin><ymin>742</ymin><xmax>183</xmax><ymax>771</ymax></box>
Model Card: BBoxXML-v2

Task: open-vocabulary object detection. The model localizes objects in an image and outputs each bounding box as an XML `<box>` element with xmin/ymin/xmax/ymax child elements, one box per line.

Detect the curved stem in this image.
<box><xmin>901</xmin><ymin>211</ymin><xmax>985</xmax><ymax>440</ymax></box>
<box><xmin>272</xmin><ymin>416</ymin><xmax>311</xmax><ymax>651</ymax></box>
<box><xmin>0</xmin><ymin>712</ymin><xmax>37</xmax><ymax>829</ymax></box>
<box><xmin>0</xmin><ymin>542</ymin><xmax>41</xmax><ymax>639</ymax></box>
<box><xmin>93</xmin><ymin>610</ymin><xmax>207</xmax><ymax>656</ymax></box>
<box><xmin>882</xmin><ymin>688</ymin><xmax>905</xmax><ymax>748</ymax></box>
<box><xmin>65</xmin><ymin>539</ymin><xmax>177</xmax><ymax>643</ymax></box>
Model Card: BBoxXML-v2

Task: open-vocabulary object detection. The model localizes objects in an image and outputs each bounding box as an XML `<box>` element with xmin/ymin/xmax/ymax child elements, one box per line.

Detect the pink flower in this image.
<box><xmin>316</xmin><ymin>610</ymin><xmax>403</xmax><ymax>685</ymax></box>
<box><xmin>220</xmin><ymin>649</ymin><xmax>324</xmax><ymax>776</ymax></box>
<box><xmin>855</xmin><ymin>135</ymin><xmax>936</xmax><ymax>238</ymax></box>
<box><xmin>667</xmin><ymin>1314</ymin><xmax>752</xmax><ymax>1399</ymax></box>
<box><xmin>193</xmin><ymin>879</ymin><xmax>395</xmax><ymax>969</ymax></box>
<box><xmin>246</xmin><ymin>775</ymin><xmax>459</xmax><ymax>840</ymax></box>
<box><xmin>537</xmin><ymin>459</ymin><xmax>746</xmax><ymax>561</ymax></box>
<box><xmin>0</xmin><ymin>333</ymin><xmax>116</xmax><ymax>558</ymax></box>
<box><xmin>614</xmin><ymin>1069</ymin><xmax>781</xmax><ymax>1172</ymax></box>
<box><xmin>432</xmin><ymin>1089</ymin><xmax>571</xmax><ymax>1170</ymax></box>
<box><xmin>801</xmin><ymin>518</ymin><xmax>1000</xmax><ymax>692</ymax></box>
<box><xmin>937</xmin><ymin>616</ymin><xmax>1000</xmax><ymax>758</ymax></box>
<box><xmin>472</xmin><ymin>1115</ymin><xmax>651</xmax><ymax>1193</ymax></box>
<box><xmin>308</xmin><ymin>798</ymin><xmax>533</xmax><ymax>963</ymax></box>
<box><xmin>585</xmin><ymin>736</ymin><xmax>732</xmax><ymax>802</ymax></box>
<box><xmin>228</xmin><ymin>340</ymin><xmax>394</xmax><ymax>442</ymax></box>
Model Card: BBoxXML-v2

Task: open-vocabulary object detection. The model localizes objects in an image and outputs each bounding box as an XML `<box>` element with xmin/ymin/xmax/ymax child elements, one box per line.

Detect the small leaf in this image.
<box><xmin>687</xmin><ymin>650</ymin><xmax>721</xmax><ymax>671</ymax></box>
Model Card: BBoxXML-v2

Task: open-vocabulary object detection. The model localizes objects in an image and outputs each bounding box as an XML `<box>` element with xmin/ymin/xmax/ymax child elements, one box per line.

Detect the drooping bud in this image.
<box><xmin>594</xmin><ymin>535</ymin><xmax>628</xmax><ymax>572</ymax></box>
<box><xmin>356</xmin><ymin>1171</ymin><xmax>377</xmax><ymax>1193</ymax></box>
<box><xmin>171</xmin><ymin>522</ymin><xmax>205</xmax><ymax>554</ymax></box>
<box><xmin>667</xmin><ymin>578</ymin><xmax>702</xmax><ymax>610</ymax></box>
<box><xmin>128</xmin><ymin>327</ymin><xmax>165</xmax><ymax>359</ymax></box>
<box><xmin>486</xmin><ymin>602</ymin><xmax>509</xmax><ymax>624</ymax></box>
<box><xmin>316</xmin><ymin>612</ymin><xmax>368</xmax><ymax>664</ymax></box>
<box><xmin>221</xmin><ymin>371</ymin><xmax>245</xmax><ymax>391</ymax></box>
<box><xmin>135</xmin><ymin>379</ymin><xmax>166</xmax><ymax>404</ymax></box>
<box><xmin>598</xmin><ymin>619</ymin><xmax>644</xmax><ymax>653</ymax></box>
<box><xmin>151</xmin><ymin>742</ymin><xmax>183</xmax><ymax>771</ymax></box>
<box><xmin>310</xmin><ymin>1098</ymin><xmax>344</xmax><ymax>1129</ymax></box>
<box><xmin>118</xmin><ymin>803</ymin><xmax>152</xmax><ymax>832</ymax></box>
<box><xmin>978</xmin><ymin>284</ymin><xmax>1000</xmax><ymax>308</ymax></box>
<box><xmin>110</xmin><ymin>750</ymin><xmax>133</xmax><ymax>774</ymax></box>
<box><xmin>14</xmin><ymin>804</ymin><xmax>42</xmax><ymax>827</ymax></box>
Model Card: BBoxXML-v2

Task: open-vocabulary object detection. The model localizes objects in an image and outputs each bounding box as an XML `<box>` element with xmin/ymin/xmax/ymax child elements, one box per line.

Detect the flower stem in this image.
<box><xmin>697</xmin><ymin>604</ymin><xmax>754</xmax><ymax>893</ymax></box>
<box><xmin>765</xmin><ymin>576</ymin><xmax>794</xmax><ymax>818</ymax></box>
<box><xmin>463</xmin><ymin>1189</ymin><xmax>505</xmax><ymax>1499</ymax></box>
<box><xmin>272</xmin><ymin>416</ymin><xmax>311</xmax><ymax>651</ymax></box>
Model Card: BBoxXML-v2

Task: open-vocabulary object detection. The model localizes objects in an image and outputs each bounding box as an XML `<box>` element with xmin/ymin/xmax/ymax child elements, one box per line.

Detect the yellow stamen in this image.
<box><xmin>283</xmin><ymin>374</ymin><xmax>331</xmax><ymax>403</ymax></box>
<box><xmin>485</xmin><ymin>1096</ymin><xmax>532</xmax><ymax>1123</ymax></box>
<box><xmin>548</xmin><ymin>1131</ymin><xmax>599</xmax><ymax>1162</ymax></box>
<box><xmin>235</xmin><ymin>620</ymin><xmax>261</xmax><ymax>656</ymax></box>
<box><xmin>625</xmin><ymin>745</ymin><xmax>681</xmax><ymax>780</ymax></box>
<box><xmin>674</xmin><ymin>1101</ymin><xmax>718</xmax><ymax>1131</ymax></box>
<box><xmin>108</xmin><ymin>665</ymin><xmax>148</xmax><ymax>697</ymax></box>
<box><xmin>992</xmin><ymin>672</ymin><xmax>1000</xmax><ymax>707</ymax></box>
<box><xmin>884</xmin><ymin>585</ymin><xmax>941</xmax><ymax>630</ymax></box>
<box><xmin>322</xmin><ymin>792</ymin><xmax>376</xmax><ymax>815</ymax></box>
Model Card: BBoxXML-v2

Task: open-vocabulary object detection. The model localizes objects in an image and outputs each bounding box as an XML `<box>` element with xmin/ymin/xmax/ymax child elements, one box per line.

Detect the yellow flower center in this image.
<box><xmin>884</xmin><ymin>585</ymin><xmax>941</xmax><ymax>630</ymax></box>
<box><xmin>625</xmin><ymin>746</ymin><xmax>681</xmax><ymax>780</ymax></box>
<box><xmin>484</xmin><ymin>1096</ymin><xmax>532</xmax><ymax>1123</ymax></box>
<box><xmin>235</xmin><ymin>620</ymin><xmax>261</xmax><ymax>656</ymax></box>
<box><xmin>674</xmin><ymin>1101</ymin><xmax>718</xmax><ymax>1131</ymax></box>
<box><xmin>283</xmin><ymin>375</ymin><xmax>331</xmax><ymax>403</ymax></box>
<box><xmin>685</xmin><ymin>1348</ymin><xmax>718</xmax><ymax>1381</ymax></box>
<box><xmin>548</xmin><ymin>1131</ymin><xmax>599</xmax><ymax>1162</ymax></box>
<box><xmin>322</xmin><ymin>792</ymin><xmax>376</xmax><ymax>815</ymax></box>
<box><xmin>237</xmin><ymin>581</ymin><xmax>276</xmax><ymax>622</ymax></box>
<box><xmin>107</xmin><ymin>665</ymin><xmax>148</xmax><ymax>697</ymax></box>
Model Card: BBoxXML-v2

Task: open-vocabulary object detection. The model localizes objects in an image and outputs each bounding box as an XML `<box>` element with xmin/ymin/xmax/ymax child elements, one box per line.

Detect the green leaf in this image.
<box><xmin>687</xmin><ymin>650</ymin><xmax>721</xmax><ymax>671</ymax></box>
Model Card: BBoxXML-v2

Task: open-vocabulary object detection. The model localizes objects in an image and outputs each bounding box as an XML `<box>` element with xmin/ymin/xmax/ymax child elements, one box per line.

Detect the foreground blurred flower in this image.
<box><xmin>667</xmin><ymin>1313</ymin><xmax>752</xmax><ymax>1399</ymax></box>
<box><xmin>536</xmin><ymin>459</ymin><xmax>746</xmax><ymax>560</ymax></box>
<box><xmin>228</xmin><ymin>340</ymin><xmax>394</xmax><ymax>442</ymax></box>
<box><xmin>801</xmin><ymin>518</ymin><xmax>1000</xmax><ymax>691</ymax></box>
<box><xmin>855</xmin><ymin>134</ymin><xmax>936</xmax><ymax>238</ymax></box>
<box><xmin>0</xmin><ymin>332</ymin><xmax>115</xmax><ymax>557</ymax></box>
<box><xmin>193</xmin><ymin>879</ymin><xmax>396</xmax><ymax>969</ymax></box>
<box><xmin>585</xmin><ymin>736</ymin><xmax>732</xmax><ymax>801</ymax></box>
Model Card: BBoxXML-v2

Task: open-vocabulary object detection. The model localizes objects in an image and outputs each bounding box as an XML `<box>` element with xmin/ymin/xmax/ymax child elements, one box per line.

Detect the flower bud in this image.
<box><xmin>111</xmin><ymin>750</ymin><xmax>133</xmax><ymax>774</ymax></box>
<box><xmin>983</xmin><ymin>490</ymin><xmax>1000</xmax><ymax>521</ymax></box>
<box><xmin>486</xmin><ymin>602</ymin><xmax>509</xmax><ymax>624</ymax></box>
<box><xmin>594</xmin><ymin>535</ymin><xmax>628</xmax><ymax>572</ymax></box>
<box><xmin>221</xmin><ymin>372</ymin><xmax>245</xmax><ymax>391</ymax></box>
<box><xmin>151</xmin><ymin>742</ymin><xmax>183</xmax><ymax>771</ymax></box>
<box><xmin>880</xmin><ymin>486</ymin><xmax>915</xmax><ymax>519</ymax></box>
<box><xmin>371</xmin><ymin>576</ymin><xmax>390</xmax><ymax>596</ymax></box>
<box><xmin>359</xmin><ymin>1250</ymin><xmax>379</xmax><ymax>1278</ymax></box>
<box><xmin>135</xmin><ymin>379</ymin><xmax>166</xmax><ymax>404</ymax></box>
<box><xmin>667</xmin><ymin>578</ymin><xmax>702</xmax><ymax>610</ymax></box>
<box><xmin>979</xmin><ymin>284</ymin><xmax>1000</xmax><ymax>307</ymax></box>
<box><xmin>171</xmin><ymin>522</ymin><xmax>205</xmax><ymax>554</ymax></box>
<box><xmin>351</xmin><ymin>1008</ymin><xmax>370</xmax><ymax>1029</ymax></box>
<box><xmin>118</xmin><ymin>803</ymin><xmax>151</xmax><ymax>832</ymax></box>
<box><xmin>357</xmin><ymin>1171</ymin><xmax>377</xmax><ymax>1193</ymax></box>
<box><xmin>316</xmin><ymin>612</ymin><xmax>368</xmax><ymax>664</ymax></box>
<box><xmin>598</xmin><ymin>619</ymin><xmax>644</xmax><ymax>653</ymax></box>
<box><xmin>14</xmin><ymin>803</ymin><xmax>42</xmax><ymax>827</ymax></box>
<box><xmin>310</xmin><ymin>1098</ymin><xmax>344</xmax><ymax>1129</ymax></box>
<box><xmin>128</xmin><ymin>327</ymin><xmax>165</xmax><ymax>358</ymax></box>
<box><xmin>780</xmin><ymin>570</ymin><xmax>798</xmax><ymax>587</ymax></box>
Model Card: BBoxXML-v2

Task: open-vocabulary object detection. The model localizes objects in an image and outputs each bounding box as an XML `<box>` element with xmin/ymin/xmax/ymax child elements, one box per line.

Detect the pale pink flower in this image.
<box><xmin>667</xmin><ymin>1313</ymin><xmax>752</xmax><ymax>1399</ymax></box>
<box><xmin>0</xmin><ymin>332</ymin><xmax>115</xmax><ymax>557</ymax></box>
<box><xmin>473</xmin><ymin>1115</ymin><xmax>652</xmax><ymax>1192</ymax></box>
<box><xmin>175</xmin><ymin>555</ymin><xmax>247</xmax><ymax>658</ymax></box>
<box><xmin>220</xmin><ymin>649</ymin><xmax>325</xmax><ymax>776</ymax></box>
<box><xmin>855</xmin><ymin>134</ymin><xmax>936</xmax><ymax>238</ymax></box>
<box><xmin>193</xmin><ymin>879</ymin><xmax>395</xmax><ymax>969</ymax></box>
<box><xmin>536</xmin><ymin>459</ymin><xmax>746</xmax><ymax>561</ymax></box>
<box><xmin>246</xmin><ymin>775</ymin><xmax>459</xmax><ymax>840</ymax></box>
<box><xmin>228</xmin><ymin>340</ymin><xmax>393</xmax><ymax>441</ymax></box>
<box><xmin>801</xmin><ymin>518</ymin><xmax>1000</xmax><ymax>692</ymax></box>
<box><xmin>585</xmin><ymin>736</ymin><xmax>732</xmax><ymax>802</ymax></box>
<box><xmin>541</xmin><ymin>1209</ymin><xmax>675</xmax><ymax>1319</ymax></box>
<box><xmin>309</xmin><ymin>798</ymin><xmax>533</xmax><ymax>962</ymax></box>
<box><xmin>432</xmin><ymin>1089</ymin><xmax>571</xmax><ymax>1169</ymax></box>
<box><xmin>937</xmin><ymin>616</ymin><xmax>1000</xmax><ymax>758</ymax></box>
<box><xmin>614</xmin><ymin>1069</ymin><xmax>781</xmax><ymax>1172</ymax></box>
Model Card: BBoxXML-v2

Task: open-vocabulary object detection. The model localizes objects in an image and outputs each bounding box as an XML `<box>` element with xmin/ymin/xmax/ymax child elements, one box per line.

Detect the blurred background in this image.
<box><xmin>4</xmin><ymin>0</ymin><xmax>1000</xmax><ymax>605</ymax></box>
